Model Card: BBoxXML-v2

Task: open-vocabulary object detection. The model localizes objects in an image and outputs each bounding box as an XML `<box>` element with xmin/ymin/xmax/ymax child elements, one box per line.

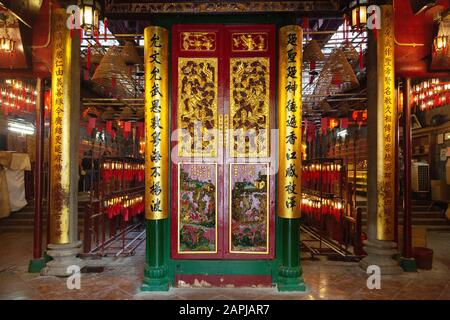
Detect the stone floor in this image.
<box><xmin>0</xmin><ymin>231</ymin><xmax>449</xmax><ymax>300</ymax></box>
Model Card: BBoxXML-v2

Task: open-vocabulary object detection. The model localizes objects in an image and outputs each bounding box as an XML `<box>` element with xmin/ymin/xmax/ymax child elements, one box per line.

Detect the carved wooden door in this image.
<box><xmin>171</xmin><ymin>24</ymin><xmax>276</xmax><ymax>260</ymax></box>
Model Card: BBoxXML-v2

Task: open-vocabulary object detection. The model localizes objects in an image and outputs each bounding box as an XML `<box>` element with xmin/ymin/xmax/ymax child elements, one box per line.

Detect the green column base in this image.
<box><xmin>28</xmin><ymin>258</ymin><xmax>46</xmax><ymax>273</ymax></box>
<box><xmin>141</xmin><ymin>265</ymin><xmax>169</xmax><ymax>292</ymax></box>
<box><xmin>277</xmin><ymin>266</ymin><xmax>306</xmax><ymax>292</ymax></box>
<box><xmin>277</xmin><ymin>276</ymin><xmax>306</xmax><ymax>292</ymax></box>
<box><xmin>44</xmin><ymin>252</ymin><xmax>53</xmax><ymax>263</ymax></box>
<box><xmin>400</xmin><ymin>257</ymin><xmax>417</xmax><ymax>272</ymax></box>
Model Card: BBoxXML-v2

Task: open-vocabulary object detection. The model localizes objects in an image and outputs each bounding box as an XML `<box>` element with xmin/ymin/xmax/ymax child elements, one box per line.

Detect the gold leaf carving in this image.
<box><xmin>230</xmin><ymin>58</ymin><xmax>270</xmax><ymax>157</ymax></box>
<box><xmin>178</xmin><ymin>58</ymin><xmax>218</xmax><ymax>157</ymax></box>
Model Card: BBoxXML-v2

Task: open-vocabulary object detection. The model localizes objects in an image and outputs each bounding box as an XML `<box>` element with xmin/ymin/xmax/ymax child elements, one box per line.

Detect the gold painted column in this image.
<box><xmin>277</xmin><ymin>25</ymin><xmax>305</xmax><ymax>292</ymax></box>
<box><xmin>376</xmin><ymin>4</ymin><xmax>395</xmax><ymax>241</ymax></box>
<box><xmin>41</xmin><ymin>8</ymin><xmax>84</xmax><ymax>276</ymax></box>
<box><xmin>144</xmin><ymin>26</ymin><xmax>169</xmax><ymax>221</ymax></box>
<box><xmin>278</xmin><ymin>25</ymin><xmax>302</xmax><ymax>220</ymax></box>
<box><xmin>142</xmin><ymin>26</ymin><xmax>169</xmax><ymax>291</ymax></box>
<box><xmin>359</xmin><ymin>5</ymin><xmax>402</xmax><ymax>275</ymax></box>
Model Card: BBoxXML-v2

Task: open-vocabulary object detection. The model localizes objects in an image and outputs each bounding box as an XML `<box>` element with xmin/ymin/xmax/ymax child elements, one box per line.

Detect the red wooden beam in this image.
<box><xmin>403</xmin><ymin>78</ymin><xmax>413</xmax><ymax>259</ymax></box>
<box><xmin>33</xmin><ymin>77</ymin><xmax>45</xmax><ymax>260</ymax></box>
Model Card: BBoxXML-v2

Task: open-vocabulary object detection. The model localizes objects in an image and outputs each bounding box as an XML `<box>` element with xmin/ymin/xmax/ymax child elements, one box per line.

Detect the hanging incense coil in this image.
<box><xmin>135</xmin><ymin>107</ymin><xmax>144</xmax><ymax>119</ymax></box>
<box><xmin>341</xmin><ymin>42</ymin><xmax>359</xmax><ymax>62</ymax></box>
<box><xmin>91</xmin><ymin>46</ymin><xmax>134</xmax><ymax>97</ymax></box>
<box><xmin>82</xmin><ymin>106</ymin><xmax>100</xmax><ymax>118</ymax></box>
<box><xmin>303</xmin><ymin>39</ymin><xmax>325</xmax><ymax>62</ymax></box>
<box><xmin>331</xmin><ymin>50</ymin><xmax>359</xmax><ymax>88</ymax></box>
<box><xmin>121</xmin><ymin>41</ymin><xmax>142</xmax><ymax>65</ymax></box>
<box><xmin>304</xmin><ymin>39</ymin><xmax>325</xmax><ymax>83</ymax></box>
<box><xmin>84</xmin><ymin>44</ymin><xmax>104</xmax><ymax>65</ymax></box>
<box><xmin>118</xmin><ymin>106</ymin><xmax>135</xmax><ymax>120</ymax></box>
<box><xmin>314</xmin><ymin>49</ymin><xmax>359</xmax><ymax>96</ymax></box>
<box><xmin>319</xmin><ymin>100</ymin><xmax>332</xmax><ymax>112</ymax></box>
<box><xmin>101</xmin><ymin>107</ymin><xmax>116</xmax><ymax>121</ymax></box>
<box><xmin>338</xmin><ymin>102</ymin><xmax>351</xmax><ymax>116</ymax></box>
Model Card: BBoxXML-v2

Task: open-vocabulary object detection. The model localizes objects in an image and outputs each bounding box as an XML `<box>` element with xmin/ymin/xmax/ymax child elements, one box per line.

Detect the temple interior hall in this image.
<box><xmin>0</xmin><ymin>0</ymin><xmax>450</xmax><ymax>300</ymax></box>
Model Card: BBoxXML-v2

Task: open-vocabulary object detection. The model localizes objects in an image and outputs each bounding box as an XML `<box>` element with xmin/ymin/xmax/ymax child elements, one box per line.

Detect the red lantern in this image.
<box><xmin>321</xmin><ymin>117</ymin><xmax>329</xmax><ymax>134</ymax></box>
<box><xmin>329</xmin><ymin>118</ymin><xmax>339</xmax><ymax>129</ymax></box>
<box><xmin>352</xmin><ymin>110</ymin><xmax>367</xmax><ymax>126</ymax></box>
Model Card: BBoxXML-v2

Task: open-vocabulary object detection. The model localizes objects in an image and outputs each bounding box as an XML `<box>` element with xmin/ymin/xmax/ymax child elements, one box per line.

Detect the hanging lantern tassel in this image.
<box><xmin>136</xmin><ymin>122</ymin><xmax>144</xmax><ymax>140</ymax></box>
<box><xmin>95</xmin><ymin>28</ymin><xmax>99</xmax><ymax>45</ymax></box>
<box><xmin>356</xmin><ymin>8</ymin><xmax>360</xmax><ymax>33</ymax></box>
<box><xmin>104</xmin><ymin>18</ymin><xmax>108</xmax><ymax>41</ymax></box>
<box><xmin>309</xmin><ymin>60</ymin><xmax>316</xmax><ymax>84</ymax></box>
<box><xmin>321</xmin><ymin>117</ymin><xmax>329</xmax><ymax>135</ymax></box>
<box><xmin>87</xmin><ymin>45</ymin><xmax>91</xmax><ymax>72</ymax></box>
<box><xmin>359</xmin><ymin>43</ymin><xmax>364</xmax><ymax>70</ymax></box>
<box><xmin>106</xmin><ymin>120</ymin><xmax>113</xmax><ymax>136</ymax></box>
<box><xmin>303</xmin><ymin>17</ymin><xmax>309</xmax><ymax>41</ymax></box>
<box><xmin>111</xmin><ymin>77</ymin><xmax>117</xmax><ymax>97</ymax></box>
<box><xmin>340</xmin><ymin>118</ymin><xmax>349</xmax><ymax>129</ymax></box>
<box><xmin>343</xmin><ymin>16</ymin><xmax>348</xmax><ymax>45</ymax></box>
<box><xmin>87</xmin><ymin>117</ymin><xmax>96</xmax><ymax>136</ymax></box>
<box><xmin>22</xmin><ymin>87</ymin><xmax>26</xmax><ymax>111</ymax></box>
<box><xmin>123</xmin><ymin>121</ymin><xmax>131</xmax><ymax>139</ymax></box>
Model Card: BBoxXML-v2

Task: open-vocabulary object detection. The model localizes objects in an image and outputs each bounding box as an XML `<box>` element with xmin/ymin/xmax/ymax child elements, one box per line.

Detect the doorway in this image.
<box><xmin>171</xmin><ymin>24</ymin><xmax>276</xmax><ymax>260</ymax></box>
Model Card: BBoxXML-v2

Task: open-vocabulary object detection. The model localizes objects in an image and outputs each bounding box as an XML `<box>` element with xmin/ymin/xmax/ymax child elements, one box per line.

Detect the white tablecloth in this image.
<box><xmin>0</xmin><ymin>169</ymin><xmax>10</xmax><ymax>219</ymax></box>
<box><xmin>0</xmin><ymin>152</ymin><xmax>31</xmax><ymax>218</ymax></box>
<box><xmin>5</xmin><ymin>169</ymin><xmax>27</xmax><ymax>212</ymax></box>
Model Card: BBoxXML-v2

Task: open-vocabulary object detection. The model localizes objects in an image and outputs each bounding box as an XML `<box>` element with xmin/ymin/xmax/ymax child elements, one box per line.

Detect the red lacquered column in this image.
<box><xmin>28</xmin><ymin>78</ymin><xmax>46</xmax><ymax>272</ymax></box>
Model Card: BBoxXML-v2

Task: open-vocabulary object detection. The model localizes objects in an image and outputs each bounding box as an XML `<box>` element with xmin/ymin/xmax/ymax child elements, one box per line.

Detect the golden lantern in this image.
<box><xmin>434</xmin><ymin>34</ymin><xmax>448</xmax><ymax>52</ymax></box>
<box><xmin>78</xmin><ymin>0</ymin><xmax>100</xmax><ymax>36</ymax></box>
<box><xmin>0</xmin><ymin>35</ymin><xmax>15</xmax><ymax>53</ymax></box>
<box><xmin>0</xmin><ymin>14</ymin><xmax>15</xmax><ymax>54</ymax></box>
<box><xmin>349</xmin><ymin>0</ymin><xmax>368</xmax><ymax>28</ymax></box>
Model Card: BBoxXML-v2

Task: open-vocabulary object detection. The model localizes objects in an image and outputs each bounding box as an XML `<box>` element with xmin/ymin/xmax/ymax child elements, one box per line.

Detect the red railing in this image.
<box><xmin>82</xmin><ymin>157</ymin><xmax>145</xmax><ymax>257</ymax></box>
<box><xmin>300</xmin><ymin>157</ymin><xmax>365</xmax><ymax>258</ymax></box>
<box><xmin>342</xmin><ymin>207</ymin><xmax>365</xmax><ymax>256</ymax></box>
